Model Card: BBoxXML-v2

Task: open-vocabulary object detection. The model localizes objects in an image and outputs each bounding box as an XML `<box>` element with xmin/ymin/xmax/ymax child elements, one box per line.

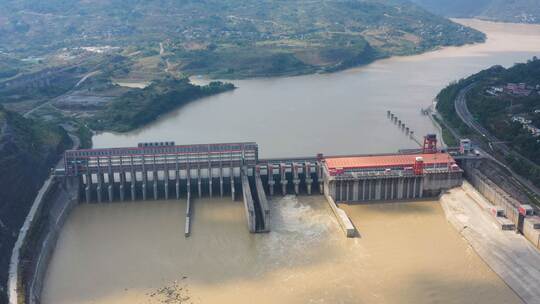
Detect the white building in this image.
<box><xmin>486</xmin><ymin>86</ymin><xmax>504</xmax><ymax>96</ymax></box>
<box><xmin>512</xmin><ymin>116</ymin><xmax>532</xmax><ymax>124</ymax></box>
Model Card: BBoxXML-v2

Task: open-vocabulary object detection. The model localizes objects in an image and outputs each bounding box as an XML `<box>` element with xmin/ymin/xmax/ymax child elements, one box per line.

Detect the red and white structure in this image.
<box><xmin>322</xmin><ymin>150</ymin><xmax>462</xmax><ymax>202</ymax></box>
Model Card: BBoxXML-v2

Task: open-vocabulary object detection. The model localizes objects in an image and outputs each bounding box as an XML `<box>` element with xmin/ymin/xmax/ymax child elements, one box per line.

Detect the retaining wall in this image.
<box><xmin>323</xmin><ymin>194</ymin><xmax>356</xmax><ymax>238</ymax></box>
<box><xmin>464</xmin><ymin>167</ymin><xmax>540</xmax><ymax>250</ymax></box>
<box><xmin>465</xmin><ymin>168</ymin><xmax>520</xmax><ymax>224</ymax></box>
<box><xmin>9</xmin><ymin>176</ymin><xmax>79</xmax><ymax>304</ymax></box>
<box><xmin>8</xmin><ymin>176</ymin><xmax>54</xmax><ymax>304</ymax></box>
<box><xmin>524</xmin><ymin>218</ymin><xmax>540</xmax><ymax>250</ymax></box>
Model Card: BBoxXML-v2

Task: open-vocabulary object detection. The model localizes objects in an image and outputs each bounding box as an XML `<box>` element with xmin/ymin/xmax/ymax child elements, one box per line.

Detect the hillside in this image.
<box><xmin>411</xmin><ymin>0</ymin><xmax>540</xmax><ymax>24</ymax></box>
<box><xmin>0</xmin><ymin>0</ymin><xmax>485</xmax><ymax>78</ymax></box>
<box><xmin>0</xmin><ymin>54</ymin><xmax>25</xmax><ymax>80</ymax></box>
<box><xmin>0</xmin><ymin>106</ymin><xmax>71</xmax><ymax>302</ymax></box>
<box><xmin>436</xmin><ymin>58</ymin><xmax>540</xmax><ymax>186</ymax></box>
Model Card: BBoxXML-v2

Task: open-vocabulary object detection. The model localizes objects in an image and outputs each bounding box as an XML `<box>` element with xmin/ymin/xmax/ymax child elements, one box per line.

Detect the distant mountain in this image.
<box><xmin>411</xmin><ymin>0</ymin><xmax>540</xmax><ymax>24</ymax></box>
<box><xmin>0</xmin><ymin>0</ymin><xmax>485</xmax><ymax>78</ymax></box>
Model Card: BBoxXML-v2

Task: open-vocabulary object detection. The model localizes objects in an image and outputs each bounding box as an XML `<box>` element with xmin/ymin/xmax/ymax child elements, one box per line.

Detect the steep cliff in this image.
<box><xmin>0</xmin><ymin>106</ymin><xmax>70</xmax><ymax>302</ymax></box>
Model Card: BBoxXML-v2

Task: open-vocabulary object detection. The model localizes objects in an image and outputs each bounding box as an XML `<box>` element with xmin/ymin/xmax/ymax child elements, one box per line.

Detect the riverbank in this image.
<box><xmin>440</xmin><ymin>183</ymin><xmax>540</xmax><ymax>303</ymax></box>
<box><xmin>433</xmin><ymin>74</ymin><xmax>540</xmax><ymax>206</ymax></box>
<box><xmin>0</xmin><ymin>108</ymin><xmax>71</xmax><ymax>303</ymax></box>
<box><xmin>88</xmin><ymin>78</ymin><xmax>235</xmax><ymax>133</ymax></box>
<box><xmin>6</xmin><ymin>126</ymin><xmax>80</xmax><ymax>304</ymax></box>
<box><xmin>8</xmin><ymin>176</ymin><xmax>79</xmax><ymax>304</ymax></box>
<box><xmin>92</xmin><ymin>20</ymin><xmax>540</xmax><ymax>156</ymax></box>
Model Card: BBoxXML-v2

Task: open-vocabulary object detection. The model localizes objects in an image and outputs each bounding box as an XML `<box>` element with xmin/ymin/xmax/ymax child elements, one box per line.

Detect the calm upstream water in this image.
<box><xmin>93</xmin><ymin>19</ymin><xmax>540</xmax><ymax>158</ymax></box>
<box><xmin>43</xmin><ymin>19</ymin><xmax>540</xmax><ymax>303</ymax></box>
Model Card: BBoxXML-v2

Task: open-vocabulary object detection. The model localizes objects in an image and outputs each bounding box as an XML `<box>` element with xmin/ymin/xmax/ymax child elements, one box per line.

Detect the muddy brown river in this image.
<box><xmin>42</xmin><ymin>19</ymin><xmax>540</xmax><ymax>303</ymax></box>
<box><xmin>43</xmin><ymin>197</ymin><xmax>522</xmax><ymax>303</ymax></box>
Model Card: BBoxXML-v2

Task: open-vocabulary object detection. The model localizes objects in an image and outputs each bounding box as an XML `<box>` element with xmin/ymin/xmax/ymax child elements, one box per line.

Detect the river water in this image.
<box><xmin>43</xmin><ymin>197</ymin><xmax>522</xmax><ymax>304</ymax></box>
<box><xmin>43</xmin><ymin>19</ymin><xmax>540</xmax><ymax>303</ymax></box>
<box><xmin>93</xmin><ymin>19</ymin><xmax>540</xmax><ymax>158</ymax></box>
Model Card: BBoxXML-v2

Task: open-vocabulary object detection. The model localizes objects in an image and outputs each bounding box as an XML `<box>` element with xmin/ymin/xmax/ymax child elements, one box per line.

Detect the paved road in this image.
<box><xmin>453</xmin><ymin>85</ymin><xmax>540</xmax><ymax>200</ymax></box>
<box><xmin>23</xmin><ymin>92</ymin><xmax>66</xmax><ymax>119</ymax></box>
<box><xmin>455</xmin><ymin>85</ymin><xmax>495</xmax><ymax>140</ymax></box>
<box><xmin>22</xmin><ymin>65</ymin><xmax>99</xmax><ymax>119</ymax></box>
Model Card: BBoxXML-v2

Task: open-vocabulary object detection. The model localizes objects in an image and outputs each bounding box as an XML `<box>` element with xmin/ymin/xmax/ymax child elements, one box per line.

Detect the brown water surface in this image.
<box><xmin>42</xmin><ymin>197</ymin><xmax>522</xmax><ymax>304</ymax></box>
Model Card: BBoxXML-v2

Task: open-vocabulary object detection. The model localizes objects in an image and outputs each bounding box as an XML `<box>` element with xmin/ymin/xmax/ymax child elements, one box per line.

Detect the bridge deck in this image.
<box><xmin>65</xmin><ymin>142</ymin><xmax>258</xmax><ymax>176</ymax></box>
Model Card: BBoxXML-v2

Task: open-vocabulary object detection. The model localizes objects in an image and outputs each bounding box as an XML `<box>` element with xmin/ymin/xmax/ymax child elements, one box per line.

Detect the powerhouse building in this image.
<box><xmin>322</xmin><ymin>152</ymin><xmax>463</xmax><ymax>202</ymax></box>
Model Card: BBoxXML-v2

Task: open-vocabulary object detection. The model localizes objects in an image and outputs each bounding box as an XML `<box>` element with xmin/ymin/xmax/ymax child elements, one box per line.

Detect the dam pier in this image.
<box><xmin>62</xmin><ymin>134</ymin><xmax>465</xmax><ymax>237</ymax></box>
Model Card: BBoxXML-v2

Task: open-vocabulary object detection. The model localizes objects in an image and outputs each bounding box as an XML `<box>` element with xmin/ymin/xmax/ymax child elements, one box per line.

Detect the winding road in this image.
<box><xmin>453</xmin><ymin>84</ymin><xmax>540</xmax><ymax>201</ymax></box>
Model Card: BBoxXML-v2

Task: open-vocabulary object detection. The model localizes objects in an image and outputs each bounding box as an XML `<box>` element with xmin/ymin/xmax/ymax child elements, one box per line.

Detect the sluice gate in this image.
<box><xmin>241</xmin><ymin>171</ymin><xmax>269</xmax><ymax>233</ymax></box>
<box><xmin>63</xmin><ymin>142</ymin><xmax>324</xmax><ymax>234</ymax></box>
<box><xmin>64</xmin><ymin>142</ymin><xmax>258</xmax><ymax>203</ymax></box>
<box><xmin>62</xmin><ymin>135</ymin><xmax>466</xmax><ymax>237</ymax></box>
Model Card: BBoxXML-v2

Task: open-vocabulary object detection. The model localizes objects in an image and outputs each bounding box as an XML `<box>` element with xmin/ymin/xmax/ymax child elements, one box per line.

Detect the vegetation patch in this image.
<box><xmin>0</xmin><ymin>105</ymin><xmax>70</xmax><ymax>302</ymax></box>
<box><xmin>89</xmin><ymin>78</ymin><xmax>235</xmax><ymax>132</ymax></box>
<box><xmin>0</xmin><ymin>0</ymin><xmax>485</xmax><ymax>78</ymax></box>
<box><xmin>436</xmin><ymin>58</ymin><xmax>540</xmax><ymax>186</ymax></box>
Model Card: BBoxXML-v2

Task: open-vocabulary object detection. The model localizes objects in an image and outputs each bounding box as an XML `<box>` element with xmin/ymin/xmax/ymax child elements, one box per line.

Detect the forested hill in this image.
<box><xmin>411</xmin><ymin>0</ymin><xmax>540</xmax><ymax>24</ymax></box>
<box><xmin>436</xmin><ymin>58</ymin><xmax>540</xmax><ymax>186</ymax></box>
<box><xmin>0</xmin><ymin>0</ymin><xmax>485</xmax><ymax>78</ymax></box>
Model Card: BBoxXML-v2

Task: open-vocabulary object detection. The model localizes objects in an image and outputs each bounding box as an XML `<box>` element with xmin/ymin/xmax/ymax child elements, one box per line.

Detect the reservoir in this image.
<box><xmin>43</xmin><ymin>19</ymin><xmax>540</xmax><ymax>303</ymax></box>
<box><xmin>93</xmin><ymin>19</ymin><xmax>540</xmax><ymax>158</ymax></box>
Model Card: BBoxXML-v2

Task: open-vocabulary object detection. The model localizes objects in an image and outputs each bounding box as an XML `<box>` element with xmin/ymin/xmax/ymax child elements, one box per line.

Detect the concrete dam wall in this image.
<box><xmin>61</xmin><ymin>141</ymin><xmax>466</xmax><ymax>238</ymax></box>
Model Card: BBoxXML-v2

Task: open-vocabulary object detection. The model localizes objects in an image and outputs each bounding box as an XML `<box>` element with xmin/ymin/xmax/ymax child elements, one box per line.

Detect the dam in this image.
<box><xmin>62</xmin><ymin>134</ymin><xmax>464</xmax><ymax>237</ymax></box>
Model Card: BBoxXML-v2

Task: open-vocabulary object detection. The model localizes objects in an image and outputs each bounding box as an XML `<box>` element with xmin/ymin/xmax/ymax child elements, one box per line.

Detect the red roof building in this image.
<box><xmin>324</xmin><ymin>153</ymin><xmax>455</xmax><ymax>172</ymax></box>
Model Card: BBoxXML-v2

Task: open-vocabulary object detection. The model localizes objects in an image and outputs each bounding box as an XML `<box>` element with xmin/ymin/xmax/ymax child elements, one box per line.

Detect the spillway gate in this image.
<box><xmin>63</xmin><ymin>142</ymin><xmax>323</xmax><ymax>234</ymax></box>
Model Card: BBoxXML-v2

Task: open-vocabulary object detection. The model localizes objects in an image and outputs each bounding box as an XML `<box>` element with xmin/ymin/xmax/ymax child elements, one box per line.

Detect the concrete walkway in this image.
<box><xmin>441</xmin><ymin>183</ymin><xmax>540</xmax><ymax>304</ymax></box>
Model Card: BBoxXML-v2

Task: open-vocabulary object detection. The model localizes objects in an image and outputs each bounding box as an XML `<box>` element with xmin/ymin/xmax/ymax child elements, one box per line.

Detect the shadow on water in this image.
<box><xmin>339</xmin><ymin>199</ymin><xmax>440</xmax><ymax>215</ymax></box>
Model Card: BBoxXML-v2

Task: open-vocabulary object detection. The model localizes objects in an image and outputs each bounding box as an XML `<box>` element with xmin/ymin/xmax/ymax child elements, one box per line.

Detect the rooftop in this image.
<box><xmin>324</xmin><ymin>153</ymin><xmax>455</xmax><ymax>171</ymax></box>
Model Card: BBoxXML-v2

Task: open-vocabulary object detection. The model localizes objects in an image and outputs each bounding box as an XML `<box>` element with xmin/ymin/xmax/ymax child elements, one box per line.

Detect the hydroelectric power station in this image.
<box><xmin>62</xmin><ymin>134</ymin><xmax>465</xmax><ymax>237</ymax></box>
<box><xmin>9</xmin><ymin>133</ymin><xmax>477</xmax><ymax>304</ymax></box>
